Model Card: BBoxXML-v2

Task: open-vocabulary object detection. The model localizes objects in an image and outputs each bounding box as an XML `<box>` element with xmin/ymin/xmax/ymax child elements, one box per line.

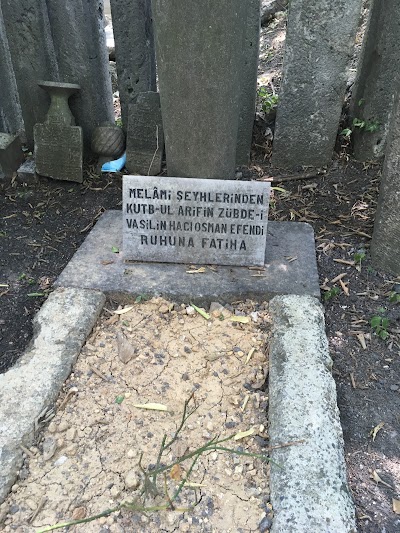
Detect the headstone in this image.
<box><xmin>0</xmin><ymin>133</ymin><xmax>24</xmax><ymax>179</ymax></box>
<box><xmin>45</xmin><ymin>1</ymin><xmax>114</xmax><ymax>151</ymax></box>
<box><xmin>272</xmin><ymin>0</ymin><xmax>363</xmax><ymax>168</ymax></box>
<box><xmin>350</xmin><ymin>0</ymin><xmax>400</xmax><ymax>161</ymax></box>
<box><xmin>34</xmin><ymin>82</ymin><xmax>83</xmax><ymax>183</ymax></box>
<box><xmin>236</xmin><ymin>0</ymin><xmax>261</xmax><ymax>166</ymax></box>
<box><xmin>126</xmin><ymin>92</ymin><xmax>164</xmax><ymax>175</ymax></box>
<box><xmin>0</xmin><ymin>6</ymin><xmax>23</xmax><ymax>136</ymax></box>
<box><xmin>1</xmin><ymin>0</ymin><xmax>58</xmax><ymax>148</ymax></box>
<box><xmin>17</xmin><ymin>158</ymin><xmax>37</xmax><ymax>185</ymax></box>
<box><xmin>371</xmin><ymin>92</ymin><xmax>400</xmax><ymax>276</ymax></box>
<box><xmin>123</xmin><ymin>176</ymin><xmax>270</xmax><ymax>266</ymax></box>
<box><xmin>151</xmin><ymin>0</ymin><xmax>246</xmax><ymax>179</ymax></box>
<box><xmin>110</xmin><ymin>0</ymin><xmax>156</xmax><ymax>131</ymax></box>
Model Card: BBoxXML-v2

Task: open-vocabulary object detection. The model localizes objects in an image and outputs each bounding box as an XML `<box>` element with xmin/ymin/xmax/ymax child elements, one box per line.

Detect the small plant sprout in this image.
<box><xmin>340</xmin><ymin>128</ymin><xmax>352</xmax><ymax>138</ymax></box>
<box><xmin>257</xmin><ymin>86</ymin><xmax>279</xmax><ymax>113</ymax></box>
<box><xmin>352</xmin><ymin>117</ymin><xmax>380</xmax><ymax>133</ymax></box>
<box><xmin>354</xmin><ymin>250</ymin><xmax>366</xmax><ymax>272</ymax></box>
<box><xmin>389</xmin><ymin>292</ymin><xmax>400</xmax><ymax>304</ymax></box>
<box><xmin>370</xmin><ymin>314</ymin><xmax>390</xmax><ymax>340</ymax></box>
<box><xmin>323</xmin><ymin>286</ymin><xmax>340</xmax><ymax>302</ymax></box>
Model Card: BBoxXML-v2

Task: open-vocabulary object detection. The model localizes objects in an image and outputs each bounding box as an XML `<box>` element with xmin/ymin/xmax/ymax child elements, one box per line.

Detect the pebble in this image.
<box><xmin>390</xmin><ymin>385</ymin><xmax>399</xmax><ymax>391</ymax></box>
<box><xmin>159</xmin><ymin>304</ymin><xmax>170</xmax><ymax>314</ymax></box>
<box><xmin>126</xmin><ymin>449</ymin><xmax>137</xmax><ymax>459</ymax></box>
<box><xmin>54</xmin><ymin>455</ymin><xmax>68</xmax><ymax>467</ymax></box>
<box><xmin>65</xmin><ymin>428</ymin><xmax>77</xmax><ymax>441</ymax></box>
<box><xmin>42</xmin><ymin>437</ymin><xmax>57</xmax><ymax>461</ymax></box>
<box><xmin>72</xmin><ymin>507</ymin><xmax>87</xmax><ymax>520</ymax></box>
<box><xmin>110</xmin><ymin>485</ymin><xmax>121</xmax><ymax>498</ymax></box>
<box><xmin>259</xmin><ymin>515</ymin><xmax>273</xmax><ymax>532</ymax></box>
<box><xmin>58</xmin><ymin>420</ymin><xmax>69</xmax><ymax>432</ymax></box>
<box><xmin>124</xmin><ymin>470</ymin><xmax>140</xmax><ymax>490</ymax></box>
<box><xmin>186</xmin><ymin>306</ymin><xmax>195</xmax><ymax>316</ymax></box>
<box><xmin>48</xmin><ymin>421</ymin><xmax>57</xmax><ymax>433</ymax></box>
<box><xmin>65</xmin><ymin>444</ymin><xmax>78</xmax><ymax>456</ymax></box>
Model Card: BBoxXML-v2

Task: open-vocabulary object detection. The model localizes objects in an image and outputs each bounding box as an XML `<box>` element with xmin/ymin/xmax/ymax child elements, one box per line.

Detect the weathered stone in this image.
<box><xmin>123</xmin><ymin>176</ymin><xmax>270</xmax><ymax>266</ymax></box>
<box><xmin>1</xmin><ymin>0</ymin><xmax>58</xmax><ymax>148</ymax></box>
<box><xmin>350</xmin><ymin>0</ymin><xmax>400</xmax><ymax>161</ymax></box>
<box><xmin>272</xmin><ymin>0</ymin><xmax>363</xmax><ymax>168</ymax></box>
<box><xmin>55</xmin><ymin>210</ymin><xmax>321</xmax><ymax>302</ymax></box>
<box><xmin>16</xmin><ymin>158</ymin><xmax>37</xmax><ymax>185</ymax></box>
<box><xmin>110</xmin><ymin>0</ymin><xmax>156</xmax><ymax>130</ymax></box>
<box><xmin>0</xmin><ymin>6</ymin><xmax>23</xmax><ymax>136</ymax></box>
<box><xmin>152</xmin><ymin>0</ymin><xmax>246</xmax><ymax>179</ymax></box>
<box><xmin>126</xmin><ymin>92</ymin><xmax>163</xmax><ymax>175</ymax></box>
<box><xmin>371</xmin><ymin>92</ymin><xmax>400</xmax><ymax>276</ymax></box>
<box><xmin>0</xmin><ymin>133</ymin><xmax>24</xmax><ymax>179</ymax></box>
<box><xmin>236</xmin><ymin>0</ymin><xmax>260</xmax><ymax>166</ymax></box>
<box><xmin>45</xmin><ymin>1</ymin><xmax>114</xmax><ymax>151</ymax></box>
<box><xmin>34</xmin><ymin>82</ymin><xmax>83</xmax><ymax>183</ymax></box>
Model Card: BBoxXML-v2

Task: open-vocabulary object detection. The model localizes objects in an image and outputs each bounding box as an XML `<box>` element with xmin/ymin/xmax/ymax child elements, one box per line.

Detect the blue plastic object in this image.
<box><xmin>101</xmin><ymin>151</ymin><xmax>126</xmax><ymax>173</ymax></box>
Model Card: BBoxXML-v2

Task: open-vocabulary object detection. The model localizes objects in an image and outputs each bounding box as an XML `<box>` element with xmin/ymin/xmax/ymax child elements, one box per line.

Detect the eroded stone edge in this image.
<box><xmin>268</xmin><ymin>295</ymin><xmax>356</xmax><ymax>533</ymax></box>
<box><xmin>0</xmin><ymin>287</ymin><xmax>105</xmax><ymax>503</ymax></box>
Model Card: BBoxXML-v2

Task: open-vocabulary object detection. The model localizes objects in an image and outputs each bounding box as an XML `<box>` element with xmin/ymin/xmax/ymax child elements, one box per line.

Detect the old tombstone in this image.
<box><xmin>0</xmin><ymin>133</ymin><xmax>24</xmax><ymax>180</ymax></box>
<box><xmin>151</xmin><ymin>0</ymin><xmax>246</xmax><ymax>179</ymax></box>
<box><xmin>126</xmin><ymin>92</ymin><xmax>164</xmax><ymax>175</ymax></box>
<box><xmin>350</xmin><ymin>0</ymin><xmax>400</xmax><ymax>161</ymax></box>
<box><xmin>34</xmin><ymin>82</ymin><xmax>83</xmax><ymax>183</ymax></box>
<box><xmin>110</xmin><ymin>0</ymin><xmax>156</xmax><ymax>131</ymax></box>
<box><xmin>272</xmin><ymin>0</ymin><xmax>363</xmax><ymax>168</ymax></box>
<box><xmin>16</xmin><ymin>158</ymin><xmax>37</xmax><ymax>185</ymax></box>
<box><xmin>371</xmin><ymin>92</ymin><xmax>400</xmax><ymax>276</ymax></box>
<box><xmin>236</xmin><ymin>0</ymin><xmax>261</xmax><ymax>166</ymax></box>
<box><xmin>123</xmin><ymin>176</ymin><xmax>270</xmax><ymax>266</ymax></box>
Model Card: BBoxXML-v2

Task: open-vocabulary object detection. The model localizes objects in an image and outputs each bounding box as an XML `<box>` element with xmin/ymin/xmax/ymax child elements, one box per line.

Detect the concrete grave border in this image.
<box><xmin>0</xmin><ymin>292</ymin><xmax>356</xmax><ymax>532</ymax></box>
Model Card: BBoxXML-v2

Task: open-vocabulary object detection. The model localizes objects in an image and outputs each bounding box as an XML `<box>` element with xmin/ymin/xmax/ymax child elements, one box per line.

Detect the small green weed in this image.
<box><xmin>389</xmin><ymin>292</ymin><xmax>400</xmax><ymax>304</ymax></box>
<box><xmin>323</xmin><ymin>286</ymin><xmax>340</xmax><ymax>302</ymax></box>
<box><xmin>258</xmin><ymin>87</ymin><xmax>279</xmax><ymax>113</ymax></box>
<box><xmin>370</xmin><ymin>314</ymin><xmax>389</xmax><ymax>340</ymax></box>
<box><xmin>352</xmin><ymin>117</ymin><xmax>380</xmax><ymax>133</ymax></box>
<box><xmin>354</xmin><ymin>250</ymin><xmax>366</xmax><ymax>271</ymax></box>
<box><xmin>115</xmin><ymin>118</ymin><xmax>123</xmax><ymax>127</ymax></box>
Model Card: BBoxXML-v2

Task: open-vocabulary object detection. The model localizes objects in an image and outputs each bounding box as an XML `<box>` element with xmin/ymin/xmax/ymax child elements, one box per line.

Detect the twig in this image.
<box><xmin>29</xmin><ymin>495</ymin><xmax>47</xmax><ymax>524</ymax></box>
<box><xmin>258</xmin><ymin>171</ymin><xmax>326</xmax><ymax>183</ymax></box>
<box><xmin>147</xmin><ymin>125</ymin><xmax>159</xmax><ymax>176</ymax></box>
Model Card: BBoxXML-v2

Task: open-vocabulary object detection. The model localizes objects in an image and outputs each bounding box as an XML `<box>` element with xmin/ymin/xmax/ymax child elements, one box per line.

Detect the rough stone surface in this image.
<box><xmin>110</xmin><ymin>0</ymin><xmax>156</xmax><ymax>131</ymax></box>
<box><xmin>16</xmin><ymin>158</ymin><xmax>37</xmax><ymax>184</ymax></box>
<box><xmin>56</xmin><ymin>210</ymin><xmax>320</xmax><ymax>303</ymax></box>
<box><xmin>0</xmin><ymin>6</ymin><xmax>23</xmax><ymax>136</ymax></box>
<box><xmin>236</xmin><ymin>0</ymin><xmax>260</xmax><ymax>166</ymax></box>
<box><xmin>371</xmin><ymin>92</ymin><xmax>400</xmax><ymax>275</ymax></box>
<box><xmin>123</xmin><ymin>175</ymin><xmax>270</xmax><ymax>266</ymax></box>
<box><xmin>272</xmin><ymin>0</ymin><xmax>363</xmax><ymax>168</ymax></box>
<box><xmin>34</xmin><ymin>123</ymin><xmax>83</xmax><ymax>183</ymax></box>
<box><xmin>152</xmin><ymin>0</ymin><xmax>245</xmax><ymax>179</ymax></box>
<box><xmin>0</xmin><ymin>288</ymin><xmax>105</xmax><ymax>503</ymax></box>
<box><xmin>0</xmin><ymin>133</ymin><xmax>24</xmax><ymax>179</ymax></box>
<box><xmin>350</xmin><ymin>0</ymin><xmax>400</xmax><ymax>161</ymax></box>
<box><xmin>126</xmin><ymin>92</ymin><xmax>164</xmax><ymax>175</ymax></box>
<box><xmin>268</xmin><ymin>295</ymin><xmax>356</xmax><ymax>533</ymax></box>
<box><xmin>46</xmin><ymin>1</ymin><xmax>114</xmax><ymax>151</ymax></box>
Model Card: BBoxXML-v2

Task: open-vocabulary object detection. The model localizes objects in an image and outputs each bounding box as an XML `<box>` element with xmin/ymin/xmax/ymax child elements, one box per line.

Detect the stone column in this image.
<box><xmin>0</xmin><ymin>6</ymin><xmax>24</xmax><ymax>136</ymax></box>
<box><xmin>1</xmin><ymin>0</ymin><xmax>59</xmax><ymax>148</ymax></box>
<box><xmin>46</xmin><ymin>0</ymin><xmax>114</xmax><ymax>150</ymax></box>
<box><xmin>350</xmin><ymin>0</ymin><xmax>400</xmax><ymax>161</ymax></box>
<box><xmin>272</xmin><ymin>0</ymin><xmax>363</xmax><ymax>169</ymax></box>
<box><xmin>152</xmin><ymin>0</ymin><xmax>246</xmax><ymax>179</ymax></box>
<box><xmin>371</xmin><ymin>91</ymin><xmax>400</xmax><ymax>276</ymax></box>
<box><xmin>110</xmin><ymin>0</ymin><xmax>156</xmax><ymax>131</ymax></box>
<box><xmin>236</xmin><ymin>0</ymin><xmax>261</xmax><ymax>166</ymax></box>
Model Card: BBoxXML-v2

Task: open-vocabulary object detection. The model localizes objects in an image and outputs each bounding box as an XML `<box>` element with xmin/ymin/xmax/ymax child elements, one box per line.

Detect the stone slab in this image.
<box><xmin>0</xmin><ymin>133</ymin><xmax>24</xmax><ymax>178</ymax></box>
<box><xmin>0</xmin><ymin>288</ymin><xmax>105</xmax><ymax>503</ymax></box>
<box><xmin>272</xmin><ymin>0</ymin><xmax>363</xmax><ymax>168</ymax></box>
<box><xmin>16</xmin><ymin>158</ymin><xmax>37</xmax><ymax>184</ymax></box>
<box><xmin>123</xmin><ymin>176</ymin><xmax>270</xmax><ymax>266</ymax></box>
<box><xmin>268</xmin><ymin>295</ymin><xmax>356</xmax><ymax>533</ymax></box>
<box><xmin>34</xmin><ymin>123</ymin><xmax>83</xmax><ymax>183</ymax></box>
<box><xmin>126</xmin><ymin>92</ymin><xmax>164</xmax><ymax>175</ymax></box>
<box><xmin>56</xmin><ymin>210</ymin><xmax>320</xmax><ymax>303</ymax></box>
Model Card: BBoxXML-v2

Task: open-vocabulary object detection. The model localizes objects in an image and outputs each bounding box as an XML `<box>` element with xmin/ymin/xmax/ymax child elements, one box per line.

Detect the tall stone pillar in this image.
<box><xmin>46</xmin><ymin>0</ymin><xmax>114</xmax><ymax>150</ymax></box>
<box><xmin>236</xmin><ymin>0</ymin><xmax>260</xmax><ymax>167</ymax></box>
<box><xmin>350</xmin><ymin>0</ymin><xmax>400</xmax><ymax>161</ymax></box>
<box><xmin>371</xmin><ymin>91</ymin><xmax>400</xmax><ymax>276</ymax></box>
<box><xmin>152</xmin><ymin>0</ymin><xmax>246</xmax><ymax>179</ymax></box>
<box><xmin>1</xmin><ymin>0</ymin><xmax>58</xmax><ymax>148</ymax></box>
<box><xmin>0</xmin><ymin>6</ymin><xmax>24</xmax><ymax>136</ymax></box>
<box><xmin>110</xmin><ymin>0</ymin><xmax>156</xmax><ymax>131</ymax></box>
<box><xmin>272</xmin><ymin>0</ymin><xmax>363</xmax><ymax>169</ymax></box>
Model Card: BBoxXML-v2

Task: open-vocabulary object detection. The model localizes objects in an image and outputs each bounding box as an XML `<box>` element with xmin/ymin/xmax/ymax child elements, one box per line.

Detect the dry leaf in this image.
<box><xmin>116</xmin><ymin>331</ymin><xmax>137</xmax><ymax>364</ymax></box>
<box><xmin>114</xmin><ymin>306</ymin><xmax>134</xmax><ymax>315</ymax></box>
<box><xmin>186</xmin><ymin>267</ymin><xmax>206</xmax><ymax>274</ymax></box>
<box><xmin>393</xmin><ymin>498</ymin><xmax>400</xmax><ymax>514</ymax></box>
<box><xmin>133</xmin><ymin>403</ymin><xmax>168</xmax><ymax>411</ymax></box>
<box><xmin>170</xmin><ymin>464</ymin><xmax>183</xmax><ymax>481</ymax></box>
<box><xmin>245</xmin><ymin>347</ymin><xmax>256</xmax><ymax>364</ymax></box>
<box><xmin>233</xmin><ymin>428</ymin><xmax>254</xmax><ymax>441</ymax></box>
<box><xmin>333</xmin><ymin>258</ymin><xmax>355</xmax><ymax>266</ymax></box>
<box><xmin>370</xmin><ymin>422</ymin><xmax>384</xmax><ymax>442</ymax></box>
<box><xmin>357</xmin><ymin>333</ymin><xmax>367</xmax><ymax>350</ymax></box>
<box><xmin>71</xmin><ymin>507</ymin><xmax>87</xmax><ymax>520</ymax></box>
<box><xmin>339</xmin><ymin>278</ymin><xmax>349</xmax><ymax>296</ymax></box>
<box><xmin>330</xmin><ymin>273</ymin><xmax>347</xmax><ymax>284</ymax></box>
<box><xmin>372</xmin><ymin>470</ymin><xmax>394</xmax><ymax>489</ymax></box>
<box><xmin>190</xmin><ymin>303</ymin><xmax>211</xmax><ymax>320</ymax></box>
<box><xmin>230</xmin><ymin>316</ymin><xmax>250</xmax><ymax>324</ymax></box>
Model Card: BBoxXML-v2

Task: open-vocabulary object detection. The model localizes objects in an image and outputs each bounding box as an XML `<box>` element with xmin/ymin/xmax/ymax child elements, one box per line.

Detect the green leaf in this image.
<box><xmin>381</xmin><ymin>318</ymin><xmax>390</xmax><ymax>329</ymax></box>
<box><xmin>341</xmin><ymin>128</ymin><xmax>352</xmax><ymax>138</ymax></box>
<box><xmin>115</xmin><ymin>395</ymin><xmax>125</xmax><ymax>404</ymax></box>
<box><xmin>379</xmin><ymin>330</ymin><xmax>389</xmax><ymax>340</ymax></box>
<box><xmin>27</xmin><ymin>292</ymin><xmax>45</xmax><ymax>297</ymax></box>
<box><xmin>111</xmin><ymin>246</ymin><xmax>119</xmax><ymax>253</ymax></box>
<box><xmin>389</xmin><ymin>292</ymin><xmax>400</xmax><ymax>303</ymax></box>
<box><xmin>370</xmin><ymin>316</ymin><xmax>381</xmax><ymax>329</ymax></box>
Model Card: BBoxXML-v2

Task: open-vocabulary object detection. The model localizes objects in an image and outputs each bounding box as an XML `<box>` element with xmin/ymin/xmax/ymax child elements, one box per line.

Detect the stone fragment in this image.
<box><xmin>350</xmin><ymin>0</ymin><xmax>400</xmax><ymax>161</ymax></box>
<box><xmin>42</xmin><ymin>437</ymin><xmax>57</xmax><ymax>461</ymax></box>
<box><xmin>272</xmin><ymin>0</ymin><xmax>363</xmax><ymax>168</ymax></box>
<box><xmin>71</xmin><ymin>507</ymin><xmax>87</xmax><ymax>520</ymax></box>
<box><xmin>126</xmin><ymin>92</ymin><xmax>164</xmax><ymax>175</ymax></box>
<box><xmin>116</xmin><ymin>332</ymin><xmax>137</xmax><ymax>364</ymax></box>
<box><xmin>152</xmin><ymin>0</ymin><xmax>246</xmax><ymax>179</ymax></box>
<box><xmin>159</xmin><ymin>304</ymin><xmax>170</xmax><ymax>314</ymax></box>
<box><xmin>110</xmin><ymin>0</ymin><xmax>156</xmax><ymax>130</ymax></box>
<box><xmin>57</xmin><ymin>420</ymin><xmax>69</xmax><ymax>433</ymax></box>
<box><xmin>186</xmin><ymin>306</ymin><xmax>195</xmax><ymax>316</ymax></box>
<box><xmin>0</xmin><ymin>133</ymin><xmax>24</xmax><ymax>179</ymax></box>
<box><xmin>65</xmin><ymin>428</ymin><xmax>77</xmax><ymax>441</ymax></box>
<box><xmin>16</xmin><ymin>158</ymin><xmax>37</xmax><ymax>185</ymax></box>
<box><xmin>124</xmin><ymin>470</ymin><xmax>140</xmax><ymax>490</ymax></box>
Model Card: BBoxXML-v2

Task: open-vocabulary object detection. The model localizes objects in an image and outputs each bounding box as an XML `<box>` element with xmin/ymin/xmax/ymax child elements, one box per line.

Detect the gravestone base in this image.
<box><xmin>0</xmin><ymin>133</ymin><xmax>24</xmax><ymax>179</ymax></box>
<box><xmin>16</xmin><ymin>158</ymin><xmax>38</xmax><ymax>185</ymax></box>
<box><xmin>56</xmin><ymin>210</ymin><xmax>320</xmax><ymax>303</ymax></box>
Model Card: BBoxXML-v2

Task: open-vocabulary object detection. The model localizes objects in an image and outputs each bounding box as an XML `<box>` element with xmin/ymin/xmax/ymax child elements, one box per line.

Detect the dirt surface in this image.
<box><xmin>1</xmin><ymin>298</ymin><xmax>271</xmax><ymax>532</ymax></box>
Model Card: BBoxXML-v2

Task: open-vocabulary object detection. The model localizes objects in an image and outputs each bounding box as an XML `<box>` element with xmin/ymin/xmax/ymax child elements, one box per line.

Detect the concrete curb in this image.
<box><xmin>0</xmin><ymin>287</ymin><xmax>105</xmax><ymax>503</ymax></box>
<box><xmin>268</xmin><ymin>295</ymin><xmax>356</xmax><ymax>533</ymax></box>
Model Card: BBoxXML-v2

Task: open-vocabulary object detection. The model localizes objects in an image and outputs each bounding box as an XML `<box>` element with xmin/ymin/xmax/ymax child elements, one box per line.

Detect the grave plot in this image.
<box><xmin>2</xmin><ymin>298</ymin><xmax>273</xmax><ymax>533</ymax></box>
